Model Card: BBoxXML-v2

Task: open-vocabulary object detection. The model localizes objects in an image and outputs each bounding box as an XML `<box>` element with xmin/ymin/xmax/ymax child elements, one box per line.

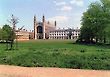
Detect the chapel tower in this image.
<box><xmin>42</xmin><ymin>15</ymin><xmax>46</xmax><ymax>39</ymax></box>
<box><xmin>34</xmin><ymin>15</ymin><xmax>37</xmax><ymax>39</ymax></box>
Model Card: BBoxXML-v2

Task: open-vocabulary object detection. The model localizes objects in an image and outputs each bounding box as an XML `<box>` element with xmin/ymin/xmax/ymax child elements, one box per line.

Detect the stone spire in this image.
<box><xmin>42</xmin><ymin>15</ymin><xmax>45</xmax><ymax>23</ymax></box>
<box><xmin>55</xmin><ymin>21</ymin><xmax>57</xmax><ymax>29</ymax></box>
<box><xmin>34</xmin><ymin>15</ymin><xmax>37</xmax><ymax>39</ymax></box>
<box><xmin>42</xmin><ymin>15</ymin><xmax>45</xmax><ymax>39</ymax></box>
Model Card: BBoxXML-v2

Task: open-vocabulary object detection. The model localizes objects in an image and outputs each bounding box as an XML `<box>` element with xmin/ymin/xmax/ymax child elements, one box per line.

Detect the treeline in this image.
<box><xmin>0</xmin><ymin>24</ymin><xmax>14</xmax><ymax>42</ymax></box>
<box><xmin>78</xmin><ymin>0</ymin><xmax>110</xmax><ymax>44</ymax></box>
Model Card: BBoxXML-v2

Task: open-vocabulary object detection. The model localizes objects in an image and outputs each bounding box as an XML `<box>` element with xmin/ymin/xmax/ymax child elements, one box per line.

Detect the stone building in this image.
<box><xmin>29</xmin><ymin>30</ymin><xmax>34</xmax><ymax>39</ymax></box>
<box><xmin>34</xmin><ymin>15</ymin><xmax>56</xmax><ymax>39</ymax></box>
<box><xmin>15</xmin><ymin>15</ymin><xmax>80</xmax><ymax>41</ymax></box>
<box><xmin>49</xmin><ymin>28</ymin><xmax>80</xmax><ymax>40</ymax></box>
<box><xmin>15</xmin><ymin>29</ymin><xmax>29</xmax><ymax>41</ymax></box>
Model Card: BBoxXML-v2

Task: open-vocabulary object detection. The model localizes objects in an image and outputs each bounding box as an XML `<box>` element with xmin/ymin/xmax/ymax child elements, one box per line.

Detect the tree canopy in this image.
<box><xmin>0</xmin><ymin>24</ymin><xmax>12</xmax><ymax>41</ymax></box>
<box><xmin>78</xmin><ymin>0</ymin><xmax>110</xmax><ymax>44</ymax></box>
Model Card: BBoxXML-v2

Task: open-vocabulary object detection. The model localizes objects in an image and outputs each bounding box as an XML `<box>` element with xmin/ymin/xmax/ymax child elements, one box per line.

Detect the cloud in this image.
<box><xmin>53</xmin><ymin>1</ymin><xmax>73</xmax><ymax>12</ymax></box>
<box><xmin>47</xmin><ymin>16</ymin><xmax>69</xmax><ymax>22</ymax></box>
<box><xmin>48</xmin><ymin>16</ymin><xmax>70</xmax><ymax>29</ymax></box>
<box><xmin>60</xmin><ymin>5</ymin><xmax>72</xmax><ymax>11</ymax></box>
<box><xmin>53</xmin><ymin>1</ymin><xmax>66</xmax><ymax>6</ymax></box>
<box><xmin>70</xmin><ymin>0</ymin><xmax>84</xmax><ymax>7</ymax></box>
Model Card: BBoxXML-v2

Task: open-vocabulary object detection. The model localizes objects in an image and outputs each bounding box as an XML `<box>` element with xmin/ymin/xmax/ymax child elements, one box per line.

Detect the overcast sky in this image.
<box><xmin>0</xmin><ymin>0</ymin><xmax>99</xmax><ymax>30</ymax></box>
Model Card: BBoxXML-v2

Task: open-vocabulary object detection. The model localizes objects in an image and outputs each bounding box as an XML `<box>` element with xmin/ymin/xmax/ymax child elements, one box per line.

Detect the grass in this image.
<box><xmin>0</xmin><ymin>40</ymin><xmax>110</xmax><ymax>70</ymax></box>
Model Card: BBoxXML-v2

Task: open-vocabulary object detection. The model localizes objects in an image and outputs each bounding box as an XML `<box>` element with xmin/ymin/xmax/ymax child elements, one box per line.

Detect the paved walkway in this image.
<box><xmin>0</xmin><ymin>65</ymin><xmax>110</xmax><ymax>77</ymax></box>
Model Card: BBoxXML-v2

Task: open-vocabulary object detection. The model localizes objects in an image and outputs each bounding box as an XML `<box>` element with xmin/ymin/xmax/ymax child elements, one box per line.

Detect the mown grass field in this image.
<box><xmin>0</xmin><ymin>40</ymin><xmax>110</xmax><ymax>70</ymax></box>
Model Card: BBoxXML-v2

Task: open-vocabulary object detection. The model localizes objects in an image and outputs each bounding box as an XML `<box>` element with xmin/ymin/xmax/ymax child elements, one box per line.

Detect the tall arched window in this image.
<box><xmin>37</xmin><ymin>26</ymin><xmax>43</xmax><ymax>33</ymax></box>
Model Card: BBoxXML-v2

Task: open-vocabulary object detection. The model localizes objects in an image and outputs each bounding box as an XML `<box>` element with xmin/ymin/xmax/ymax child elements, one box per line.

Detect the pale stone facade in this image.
<box><xmin>49</xmin><ymin>28</ymin><xmax>80</xmax><ymax>40</ymax></box>
<box><xmin>15</xmin><ymin>15</ymin><xmax>80</xmax><ymax>41</ymax></box>
<box><xmin>34</xmin><ymin>15</ymin><xmax>56</xmax><ymax>39</ymax></box>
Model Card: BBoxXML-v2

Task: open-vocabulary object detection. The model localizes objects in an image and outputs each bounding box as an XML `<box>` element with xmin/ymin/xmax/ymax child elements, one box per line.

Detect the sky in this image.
<box><xmin>0</xmin><ymin>0</ymin><xmax>99</xmax><ymax>30</ymax></box>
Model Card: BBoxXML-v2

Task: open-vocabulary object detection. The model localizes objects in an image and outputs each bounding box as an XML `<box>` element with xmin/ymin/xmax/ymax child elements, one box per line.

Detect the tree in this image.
<box><xmin>2</xmin><ymin>24</ymin><xmax>12</xmax><ymax>41</ymax></box>
<box><xmin>8</xmin><ymin>14</ymin><xmax>19</xmax><ymax>50</ymax></box>
<box><xmin>68</xmin><ymin>29</ymin><xmax>72</xmax><ymax>39</ymax></box>
<box><xmin>78</xmin><ymin>0</ymin><xmax>110</xmax><ymax>44</ymax></box>
<box><xmin>104</xmin><ymin>25</ymin><xmax>110</xmax><ymax>43</ymax></box>
<box><xmin>0</xmin><ymin>24</ymin><xmax>14</xmax><ymax>50</ymax></box>
<box><xmin>0</xmin><ymin>28</ymin><xmax>2</xmax><ymax>40</ymax></box>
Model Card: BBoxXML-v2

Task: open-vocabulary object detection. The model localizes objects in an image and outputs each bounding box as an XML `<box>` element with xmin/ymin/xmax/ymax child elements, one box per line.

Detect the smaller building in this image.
<box><xmin>29</xmin><ymin>30</ymin><xmax>34</xmax><ymax>39</ymax></box>
<box><xmin>15</xmin><ymin>29</ymin><xmax>30</xmax><ymax>41</ymax></box>
<box><xmin>49</xmin><ymin>28</ymin><xmax>80</xmax><ymax>40</ymax></box>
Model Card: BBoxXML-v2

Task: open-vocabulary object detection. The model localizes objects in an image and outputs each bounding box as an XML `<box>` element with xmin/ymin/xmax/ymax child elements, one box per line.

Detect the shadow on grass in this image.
<box><xmin>67</xmin><ymin>41</ymin><xmax>110</xmax><ymax>49</ymax></box>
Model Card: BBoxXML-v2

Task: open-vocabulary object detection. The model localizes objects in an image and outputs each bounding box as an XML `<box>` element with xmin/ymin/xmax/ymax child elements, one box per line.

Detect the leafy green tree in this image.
<box><xmin>104</xmin><ymin>25</ymin><xmax>110</xmax><ymax>43</ymax></box>
<box><xmin>0</xmin><ymin>28</ymin><xmax>2</xmax><ymax>40</ymax></box>
<box><xmin>78</xmin><ymin>0</ymin><xmax>110</xmax><ymax>44</ymax></box>
<box><xmin>2</xmin><ymin>24</ymin><xmax>13</xmax><ymax>41</ymax></box>
<box><xmin>0</xmin><ymin>24</ymin><xmax>16</xmax><ymax>50</ymax></box>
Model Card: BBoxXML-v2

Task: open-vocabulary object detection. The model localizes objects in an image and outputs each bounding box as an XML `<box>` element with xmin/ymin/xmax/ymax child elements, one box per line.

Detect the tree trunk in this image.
<box><xmin>10</xmin><ymin>40</ymin><xmax>14</xmax><ymax>50</ymax></box>
<box><xmin>104</xmin><ymin>37</ymin><xmax>106</xmax><ymax>43</ymax></box>
<box><xmin>96</xmin><ymin>38</ymin><xmax>98</xmax><ymax>43</ymax></box>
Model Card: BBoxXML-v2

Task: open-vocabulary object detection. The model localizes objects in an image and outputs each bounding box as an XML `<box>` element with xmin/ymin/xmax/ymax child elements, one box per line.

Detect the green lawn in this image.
<box><xmin>0</xmin><ymin>40</ymin><xmax>110</xmax><ymax>70</ymax></box>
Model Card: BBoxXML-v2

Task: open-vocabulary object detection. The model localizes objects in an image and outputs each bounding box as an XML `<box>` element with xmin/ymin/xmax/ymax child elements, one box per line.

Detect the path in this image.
<box><xmin>0</xmin><ymin>65</ymin><xmax>110</xmax><ymax>77</ymax></box>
